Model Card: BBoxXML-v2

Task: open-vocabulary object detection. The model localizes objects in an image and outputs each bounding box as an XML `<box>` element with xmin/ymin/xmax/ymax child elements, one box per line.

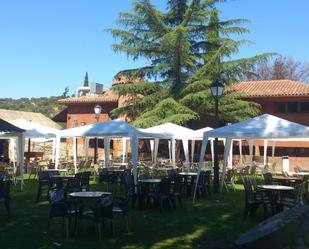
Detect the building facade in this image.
<box><xmin>54</xmin><ymin>79</ymin><xmax>309</xmax><ymax>171</ymax></box>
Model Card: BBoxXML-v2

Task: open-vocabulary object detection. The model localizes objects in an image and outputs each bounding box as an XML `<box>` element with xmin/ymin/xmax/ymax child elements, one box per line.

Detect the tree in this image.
<box><xmin>108</xmin><ymin>0</ymin><xmax>271</xmax><ymax>127</ymax></box>
<box><xmin>84</xmin><ymin>72</ymin><xmax>89</xmax><ymax>87</ymax></box>
<box><xmin>242</xmin><ymin>56</ymin><xmax>309</xmax><ymax>83</ymax></box>
<box><xmin>62</xmin><ymin>86</ymin><xmax>69</xmax><ymax>98</ymax></box>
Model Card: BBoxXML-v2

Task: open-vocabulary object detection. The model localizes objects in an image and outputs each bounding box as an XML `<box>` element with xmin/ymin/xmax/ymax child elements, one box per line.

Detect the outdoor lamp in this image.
<box><xmin>93</xmin><ymin>104</ymin><xmax>102</xmax><ymax>164</ymax></box>
<box><xmin>210</xmin><ymin>80</ymin><xmax>224</xmax><ymax>194</ymax></box>
<box><xmin>210</xmin><ymin>81</ymin><xmax>224</xmax><ymax>99</ymax></box>
<box><xmin>94</xmin><ymin>104</ymin><xmax>102</xmax><ymax>115</ymax></box>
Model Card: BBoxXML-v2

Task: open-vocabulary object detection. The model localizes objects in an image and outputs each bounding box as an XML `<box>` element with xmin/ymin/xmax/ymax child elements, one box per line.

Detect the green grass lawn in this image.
<box><xmin>0</xmin><ymin>178</ymin><xmax>262</xmax><ymax>249</ymax></box>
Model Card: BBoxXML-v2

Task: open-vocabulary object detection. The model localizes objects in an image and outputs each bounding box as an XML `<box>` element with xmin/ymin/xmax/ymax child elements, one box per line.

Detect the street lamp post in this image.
<box><xmin>210</xmin><ymin>81</ymin><xmax>224</xmax><ymax>193</ymax></box>
<box><xmin>93</xmin><ymin>104</ymin><xmax>102</xmax><ymax>164</ymax></box>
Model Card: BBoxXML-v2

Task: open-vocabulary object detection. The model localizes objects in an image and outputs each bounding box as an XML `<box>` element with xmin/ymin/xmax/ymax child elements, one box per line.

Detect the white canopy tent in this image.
<box><xmin>55</xmin><ymin>119</ymin><xmax>173</xmax><ymax>185</ymax></box>
<box><xmin>0</xmin><ymin>119</ymin><xmax>25</xmax><ymax>190</ymax></box>
<box><xmin>141</xmin><ymin>123</ymin><xmax>197</xmax><ymax>165</ymax></box>
<box><xmin>192</xmin><ymin>127</ymin><xmax>214</xmax><ymax>164</ymax></box>
<box><xmin>9</xmin><ymin>119</ymin><xmax>60</xmax><ymax>162</ymax></box>
<box><xmin>194</xmin><ymin>114</ymin><xmax>309</xmax><ymax>202</ymax></box>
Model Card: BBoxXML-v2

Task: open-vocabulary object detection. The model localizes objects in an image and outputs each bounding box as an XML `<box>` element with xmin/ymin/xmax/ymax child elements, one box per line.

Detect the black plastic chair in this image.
<box><xmin>36</xmin><ymin>171</ymin><xmax>50</xmax><ymax>202</ymax></box>
<box><xmin>65</xmin><ymin>178</ymin><xmax>81</xmax><ymax>194</ymax></box>
<box><xmin>47</xmin><ymin>188</ymin><xmax>78</xmax><ymax>239</ymax></box>
<box><xmin>113</xmin><ymin>192</ymin><xmax>130</xmax><ymax>231</ymax></box>
<box><xmin>170</xmin><ymin>174</ymin><xmax>183</xmax><ymax>209</ymax></box>
<box><xmin>79</xmin><ymin>195</ymin><xmax>114</xmax><ymax>240</ymax></box>
<box><xmin>276</xmin><ymin>182</ymin><xmax>304</xmax><ymax>211</ymax></box>
<box><xmin>242</xmin><ymin>176</ymin><xmax>270</xmax><ymax>220</ymax></box>
<box><xmin>263</xmin><ymin>173</ymin><xmax>273</xmax><ymax>185</ymax></box>
<box><xmin>80</xmin><ymin>171</ymin><xmax>91</xmax><ymax>191</ymax></box>
<box><xmin>0</xmin><ymin>180</ymin><xmax>11</xmax><ymax>216</ymax></box>
<box><xmin>148</xmin><ymin>178</ymin><xmax>172</xmax><ymax>212</ymax></box>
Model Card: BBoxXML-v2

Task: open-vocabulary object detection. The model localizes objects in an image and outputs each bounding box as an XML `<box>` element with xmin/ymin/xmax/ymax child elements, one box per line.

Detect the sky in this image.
<box><xmin>0</xmin><ymin>0</ymin><xmax>309</xmax><ymax>99</ymax></box>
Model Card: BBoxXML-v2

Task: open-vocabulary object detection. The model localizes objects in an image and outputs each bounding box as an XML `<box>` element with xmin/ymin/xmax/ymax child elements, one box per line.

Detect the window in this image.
<box><xmin>287</xmin><ymin>102</ymin><xmax>298</xmax><ymax>113</ymax></box>
<box><xmin>275</xmin><ymin>102</ymin><xmax>300</xmax><ymax>113</ymax></box>
<box><xmin>275</xmin><ymin>103</ymin><xmax>285</xmax><ymax>113</ymax></box>
<box><xmin>73</xmin><ymin>120</ymin><xmax>78</xmax><ymax>127</ymax></box>
<box><xmin>300</xmin><ymin>102</ymin><xmax>309</xmax><ymax>113</ymax></box>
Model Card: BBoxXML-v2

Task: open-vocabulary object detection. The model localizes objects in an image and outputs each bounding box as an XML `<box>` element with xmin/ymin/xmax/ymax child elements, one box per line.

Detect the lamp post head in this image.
<box><xmin>94</xmin><ymin>104</ymin><xmax>102</xmax><ymax>115</ymax></box>
<box><xmin>94</xmin><ymin>104</ymin><xmax>102</xmax><ymax>122</ymax></box>
<box><xmin>210</xmin><ymin>81</ymin><xmax>224</xmax><ymax>99</ymax></box>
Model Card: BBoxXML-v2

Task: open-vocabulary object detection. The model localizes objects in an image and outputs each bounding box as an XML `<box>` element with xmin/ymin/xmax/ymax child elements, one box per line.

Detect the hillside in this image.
<box><xmin>0</xmin><ymin>96</ymin><xmax>65</xmax><ymax>119</ymax></box>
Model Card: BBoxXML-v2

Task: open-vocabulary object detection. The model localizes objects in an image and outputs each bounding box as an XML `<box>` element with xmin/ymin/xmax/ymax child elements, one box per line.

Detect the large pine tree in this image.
<box><xmin>108</xmin><ymin>0</ymin><xmax>272</xmax><ymax>127</ymax></box>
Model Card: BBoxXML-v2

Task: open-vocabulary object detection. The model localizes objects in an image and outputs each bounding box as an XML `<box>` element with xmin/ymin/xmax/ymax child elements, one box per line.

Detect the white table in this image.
<box><xmin>70</xmin><ymin>191</ymin><xmax>111</xmax><ymax>198</ymax></box>
<box><xmin>258</xmin><ymin>185</ymin><xmax>294</xmax><ymax>191</ymax></box>
<box><xmin>179</xmin><ymin>172</ymin><xmax>198</xmax><ymax>176</ymax></box>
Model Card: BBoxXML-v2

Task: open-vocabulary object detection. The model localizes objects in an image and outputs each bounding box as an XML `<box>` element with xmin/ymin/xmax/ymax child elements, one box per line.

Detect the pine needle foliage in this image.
<box><xmin>108</xmin><ymin>0</ymin><xmax>273</xmax><ymax>128</ymax></box>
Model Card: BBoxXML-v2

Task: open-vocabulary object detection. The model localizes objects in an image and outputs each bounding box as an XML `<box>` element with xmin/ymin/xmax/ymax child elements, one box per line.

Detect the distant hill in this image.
<box><xmin>0</xmin><ymin>96</ymin><xmax>65</xmax><ymax>119</ymax></box>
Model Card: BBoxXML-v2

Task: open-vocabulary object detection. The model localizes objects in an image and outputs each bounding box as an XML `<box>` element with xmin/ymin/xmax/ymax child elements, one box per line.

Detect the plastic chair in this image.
<box><xmin>47</xmin><ymin>188</ymin><xmax>78</xmax><ymax>239</ymax></box>
<box><xmin>79</xmin><ymin>195</ymin><xmax>114</xmax><ymax>240</ymax></box>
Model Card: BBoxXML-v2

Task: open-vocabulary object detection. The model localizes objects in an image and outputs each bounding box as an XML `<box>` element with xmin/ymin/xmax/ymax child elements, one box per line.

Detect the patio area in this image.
<box><xmin>0</xmin><ymin>176</ymin><xmax>259</xmax><ymax>249</ymax></box>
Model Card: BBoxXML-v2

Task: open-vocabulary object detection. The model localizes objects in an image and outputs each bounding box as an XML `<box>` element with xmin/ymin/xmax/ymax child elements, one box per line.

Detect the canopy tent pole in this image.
<box><xmin>171</xmin><ymin>138</ymin><xmax>176</xmax><ymax>166</ymax></box>
<box><xmin>248</xmin><ymin>139</ymin><xmax>254</xmax><ymax>164</ymax></box>
<box><xmin>220</xmin><ymin>138</ymin><xmax>233</xmax><ymax>192</ymax></box>
<box><xmin>17</xmin><ymin>133</ymin><xmax>25</xmax><ymax>190</ymax></box>
<box><xmin>73</xmin><ymin>137</ymin><xmax>77</xmax><ymax>173</ymax></box>
<box><xmin>130</xmin><ymin>133</ymin><xmax>138</xmax><ymax>187</ymax></box>
<box><xmin>272</xmin><ymin>141</ymin><xmax>276</xmax><ymax>164</ymax></box>
<box><xmin>122</xmin><ymin>137</ymin><xmax>127</xmax><ymax>163</ymax></box>
<box><xmin>168</xmin><ymin>140</ymin><xmax>172</xmax><ymax>162</ymax></box>
<box><xmin>182</xmin><ymin>138</ymin><xmax>189</xmax><ymax>169</ymax></box>
<box><xmin>239</xmin><ymin>140</ymin><xmax>243</xmax><ymax>165</ymax></box>
<box><xmin>227</xmin><ymin>140</ymin><xmax>233</xmax><ymax>169</ymax></box>
<box><xmin>193</xmin><ymin>134</ymin><xmax>209</xmax><ymax>203</ymax></box>
<box><xmin>263</xmin><ymin>139</ymin><xmax>268</xmax><ymax>165</ymax></box>
<box><xmin>150</xmin><ymin>140</ymin><xmax>154</xmax><ymax>163</ymax></box>
<box><xmin>154</xmin><ymin>138</ymin><xmax>159</xmax><ymax>165</ymax></box>
<box><xmin>55</xmin><ymin>135</ymin><xmax>61</xmax><ymax>169</ymax></box>
<box><xmin>210</xmin><ymin>139</ymin><xmax>214</xmax><ymax>168</ymax></box>
<box><xmin>191</xmin><ymin>140</ymin><xmax>195</xmax><ymax>163</ymax></box>
<box><xmin>52</xmin><ymin>138</ymin><xmax>56</xmax><ymax>163</ymax></box>
<box><xmin>10</xmin><ymin>138</ymin><xmax>16</xmax><ymax>168</ymax></box>
<box><xmin>104</xmin><ymin>138</ymin><xmax>110</xmax><ymax>167</ymax></box>
<box><xmin>84</xmin><ymin>137</ymin><xmax>89</xmax><ymax>161</ymax></box>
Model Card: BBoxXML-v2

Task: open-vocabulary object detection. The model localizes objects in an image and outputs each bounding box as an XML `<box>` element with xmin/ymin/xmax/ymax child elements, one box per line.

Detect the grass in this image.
<box><xmin>0</xmin><ymin>178</ymin><xmax>262</xmax><ymax>249</ymax></box>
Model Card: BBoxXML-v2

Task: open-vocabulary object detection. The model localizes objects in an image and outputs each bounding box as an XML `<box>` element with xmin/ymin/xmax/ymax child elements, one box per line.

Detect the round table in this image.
<box><xmin>258</xmin><ymin>185</ymin><xmax>294</xmax><ymax>214</ymax></box>
<box><xmin>139</xmin><ymin>179</ymin><xmax>161</xmax><ymax>184</ymax></box>
<box><xmin>179</xmin><ymin>172</ymin><xmax>198</xmax><ymax>176</ymax></box>
<box><xmin>69</xmin><ymin>191</ymin><xmax>112</xmax><ymax>198</ymax></box>
<box><xmin>258</xmin><ymin>185</ymin><xmax>294</xmax><ymax>191</ymax></box>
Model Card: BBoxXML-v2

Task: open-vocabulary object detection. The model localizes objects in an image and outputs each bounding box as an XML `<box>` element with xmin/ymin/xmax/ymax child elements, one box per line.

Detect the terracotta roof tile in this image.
<box><xmin>58</xmin><ymin>90</ymin><xmax>119</xmax><ymax>104</ymax></box>
<box><xmin>228</xmin><ymin>80</ymin><xmax>309</xmax><ymax>97</ymax></box>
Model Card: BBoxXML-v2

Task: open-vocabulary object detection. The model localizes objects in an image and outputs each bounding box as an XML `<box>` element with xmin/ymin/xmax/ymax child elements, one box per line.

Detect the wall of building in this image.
<box><xmin>244</xmin><ymin>96</ymin><xmax>309</xmax><ymax>126</ymax></box>
<box><xmin>66</xmin><ymin>102</ymin><xmax>117</xmax><ymax>128</ymax></box>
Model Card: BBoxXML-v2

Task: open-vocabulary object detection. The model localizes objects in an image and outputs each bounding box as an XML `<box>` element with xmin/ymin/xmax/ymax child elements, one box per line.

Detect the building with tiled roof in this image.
<box><xmin>53</xmin><ymin>78</ymin><xmax>309</xmax><ymax>169</ymax></box>
<box><xmin>0</xmin><ymin>109</ymin><xmax>61</xmax><ymax>129</ymax></box>
<box><xmin>228</xmin><ymin>79</ymin><xmax>309</xmax><ymax>98</ymax></box>
<box><xmin>226</xmin><ymin>80</ymin><xmax>309</xmax><ymax>127</ymax></box>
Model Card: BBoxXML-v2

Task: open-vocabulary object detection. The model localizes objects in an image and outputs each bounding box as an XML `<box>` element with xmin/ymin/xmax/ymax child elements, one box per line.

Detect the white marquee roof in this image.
<box><xmin>58</xmin><ymin>119</ymin><xmax>172</xmax><ymax>139</ymax></box>
<box><xmin>202</xmin><ymin>114</ymin><xmax>309</xmax><ymax>140</ymax></box>
<box><xmin>9</xmin><ymin>119</ymin><xmax>59</xmax><ymax>139</ymax></box>
<box><xmin>141</xmin><ymin>122</ymin><xmax>196</xmax><ymax>140</ymax></box>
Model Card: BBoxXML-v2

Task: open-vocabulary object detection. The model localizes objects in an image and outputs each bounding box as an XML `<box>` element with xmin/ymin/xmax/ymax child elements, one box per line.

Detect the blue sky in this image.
<box><xmin>0</xmin><ymin>0</ymin><xmax>309</xmax><ymax>99</ymax></box>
